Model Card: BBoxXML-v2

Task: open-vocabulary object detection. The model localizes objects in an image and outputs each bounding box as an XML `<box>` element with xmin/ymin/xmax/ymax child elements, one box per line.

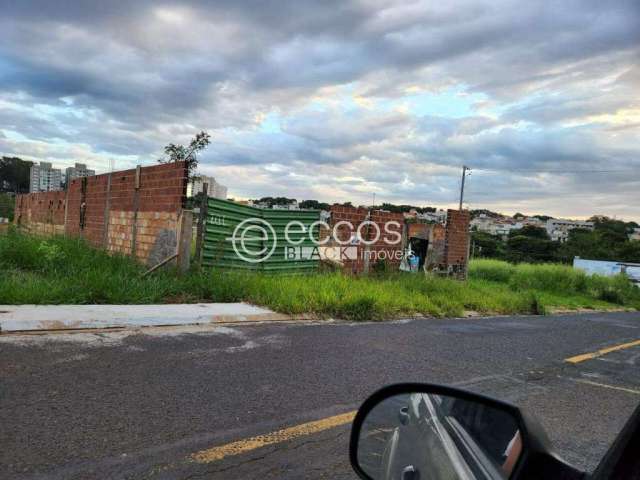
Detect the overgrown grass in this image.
<box><xmin>1</xmin><ymin>231</ymin><xmax>638</xmax><ymax>320</ymax></box>
<box><xmin>470</xmin><ymin>259</ymin><xmax>640</xmax><ymax>308</ymax></box>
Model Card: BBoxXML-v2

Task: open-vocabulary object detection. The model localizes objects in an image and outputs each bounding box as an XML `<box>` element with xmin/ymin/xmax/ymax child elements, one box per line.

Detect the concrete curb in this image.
<box><xmin>0</xmin><ymin>304</ymin><xmax>313</xmax><ymax>333</ymax></box>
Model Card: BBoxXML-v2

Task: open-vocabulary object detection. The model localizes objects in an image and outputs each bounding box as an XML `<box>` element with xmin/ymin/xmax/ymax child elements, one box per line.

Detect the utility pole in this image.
<box><xmin>459</xmin><ymin>165</ymin><xmax>469</xmax><ymax>211</ymax></box>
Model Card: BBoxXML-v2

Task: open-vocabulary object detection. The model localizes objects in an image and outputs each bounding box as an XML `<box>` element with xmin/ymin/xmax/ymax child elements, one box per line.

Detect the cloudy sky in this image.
<box><xmin>1</xmin><ymin>1</ymin><xmax>639</xmax><ymax>219</ymax></box>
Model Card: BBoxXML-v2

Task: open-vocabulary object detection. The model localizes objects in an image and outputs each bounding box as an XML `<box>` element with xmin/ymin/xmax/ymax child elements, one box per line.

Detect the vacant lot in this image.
<box><xmin>1</xmin><ymin>231</ymin><xmax>638</xmax><ymax>320</ymax></box>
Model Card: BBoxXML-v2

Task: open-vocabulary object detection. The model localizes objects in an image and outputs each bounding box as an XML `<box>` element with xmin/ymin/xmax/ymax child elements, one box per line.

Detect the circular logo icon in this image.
<box><xmin>227</xmin><ymin>218</ymin><xmax>277</xmax><ymax>263</ymax></box>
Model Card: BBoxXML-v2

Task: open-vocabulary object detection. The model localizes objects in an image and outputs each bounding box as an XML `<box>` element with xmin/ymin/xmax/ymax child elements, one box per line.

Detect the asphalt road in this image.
<box><xmin>1</xmin><ymin>311</ymin><xmax>639</xmax><ymax>479</ymax></box>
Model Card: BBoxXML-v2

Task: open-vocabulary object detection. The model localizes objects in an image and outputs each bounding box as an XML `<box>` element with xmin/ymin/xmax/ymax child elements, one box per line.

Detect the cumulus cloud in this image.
<box><xmin>0</xmin><ymin>0</ymin><xmax>639</xmax><ymax>219</ymax></box>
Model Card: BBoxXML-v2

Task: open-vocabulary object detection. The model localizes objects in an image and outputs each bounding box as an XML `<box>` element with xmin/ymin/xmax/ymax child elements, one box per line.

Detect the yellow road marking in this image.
<box><xmin>191</xmin><ymin>410</ymin><xmax>357</xmax><ymax>463</ymax></box>
<box><xmin>565</xmin><ymin>339</ymin><xmax>640</xmax><ymax>364</ymax></box>
<box><xmin>575</xmin><ymin>379</ymin><xmax>640</xmax><ymax>395</ymax></box>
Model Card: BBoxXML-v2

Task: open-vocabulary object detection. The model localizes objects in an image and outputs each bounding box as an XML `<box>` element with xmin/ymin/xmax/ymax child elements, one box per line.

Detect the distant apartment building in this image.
<box><xmin>403</xmin><ymin>209</ymin><xmax>447</xmax><ymax>224</ymax></box>
<box><xmin>546</xmin><ymin>218</ymin><xmax>594</xmax><ymax>242</ymax></box>
<box><xmin>472</xmin><ymin>214</ymin><xmax>556</xmax><ymax>238</ymax></box>
<box><xmin>470</xmin><ymin>213</ymin><xmax>495</xmax><ymax>232</ymax></box>
<box><xmin>471</xmin><ymin>214</ymin><xmax>604</xmax><ymax>242</ymax></box>
<box><xmin>629</xmin><ymin>228</ymin><xmax>640</xmax><ymax>242</ymax></box>
<box><xmin>520</xmin><ymin>217</ymin><xmax>545</xmax><ymax>228</ymax></box>
<box><xmin>191</xmin><ymin>176</ymin><xmax>227</xmax><ymax>199</ymax></box>
<box><xmin>470</xmin><ymin>214</ymin><xmax>519</xmax><ymax>236</ymax></box>
<box><xmin>245</xmin><ymin>199</ymin><xmax>299</xmax><ymax>210</ymax></box>
<box><xmin>403</xmin><ymin>209</ymin><xmax>418</xmax><ymax>220</ymax></box>
<box><xmin>29</xmin><ymin>162</ymin><xmax>62</xmax><ymax>192</ymax></box>
<box><xmin>493</xmin><ymin>223</ymin><xmax>519</xmax><ymax>237</ymax></box>
<box><xmin>420</xmin><ymin>209</ymin><xmax>447</xmax><ymax>224</ymax></box>
<box><xmin>272</xmin><ymin>200</ymin><xmax>299</xmax><ymax>210</ymax></box>
<box><xmin>65</xmin><ymin>163</ymin><xmax>95</xmax><ymax>187</ymax></box>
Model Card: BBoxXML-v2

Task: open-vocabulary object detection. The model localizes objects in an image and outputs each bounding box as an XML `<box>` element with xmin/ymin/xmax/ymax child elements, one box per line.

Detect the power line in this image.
<box><xmin>472</xmin><ymin>167</ymin><xmax>638</xmax><ymax>174</ymax></box>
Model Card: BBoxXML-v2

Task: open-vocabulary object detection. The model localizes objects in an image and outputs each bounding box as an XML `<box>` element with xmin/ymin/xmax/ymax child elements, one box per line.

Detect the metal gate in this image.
<box><xmin>202</xmin><ymin>198</ymin><xmax>320</xmax><ymax>273</ymax></box>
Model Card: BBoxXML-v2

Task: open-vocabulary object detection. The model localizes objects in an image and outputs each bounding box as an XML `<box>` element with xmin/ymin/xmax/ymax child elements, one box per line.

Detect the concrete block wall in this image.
<box><xmin>107</xmin><ymin>211</ymin><xmax>180</xmax><ymax>265</ymax></box>
<box><xmin>14</xmin><ymin>162</ymin><xmax>188</xmax><ymax>265</ymax></box>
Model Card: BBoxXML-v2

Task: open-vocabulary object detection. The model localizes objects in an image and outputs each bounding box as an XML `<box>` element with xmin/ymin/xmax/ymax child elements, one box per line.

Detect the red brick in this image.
<box><xmin>14</xmin><ymin>162</ymin><xmax>187</xmax><ymax>263</ymax></box>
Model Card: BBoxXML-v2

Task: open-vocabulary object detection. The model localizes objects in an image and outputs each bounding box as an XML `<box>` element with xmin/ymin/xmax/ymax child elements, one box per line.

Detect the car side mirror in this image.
<box><xmin>350</xmin><ymin>383</ymin><xmax>584</xmax><ymax>480</ymax></box>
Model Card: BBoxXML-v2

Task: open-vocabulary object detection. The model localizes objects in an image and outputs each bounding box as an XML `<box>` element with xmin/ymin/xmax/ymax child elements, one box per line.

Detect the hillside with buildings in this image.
<box><xmin>471</xmin><ymin>215</ymin><xmax>640</xmax><ymax>264</ymax></box>
<box><xmin>471</xmin><ymin>213</ymin><xmax>596</xmax><ymax>242</ymax></box>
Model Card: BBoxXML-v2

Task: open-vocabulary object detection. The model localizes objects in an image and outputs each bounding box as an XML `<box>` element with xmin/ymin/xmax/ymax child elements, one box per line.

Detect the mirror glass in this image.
<box><xmin>356</xmin><ymin>392</ymin><xmax>522</xmax><ymax>480</ymax></box>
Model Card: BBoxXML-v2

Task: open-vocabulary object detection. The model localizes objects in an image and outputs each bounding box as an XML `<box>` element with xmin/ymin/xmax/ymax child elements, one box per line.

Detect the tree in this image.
<box><xmin>591</xmin><ymin>216</ymin><xmax>632</xmax><ymax>245</ymax></box>
<box><xmin>255</xmin><ymin>196</ymin><xmax>296</xmax><ymax>207</ymax></box>
<box><xmin>0</xmin><ymin>193</ymin><xmax>14</xmax><ymax>220</ymax></box>
<box><xmin>508</xmin><ymin>225</ymin><xmax>549</xmax><ymax>240</ymax></box>
<box><xmin>376</xmin><ymin>203</ymin><xmax>435</xmax><ymax>213</ymax></box>
<box><xmin>158</xmin><ymin>131</ymin><xmax>210</xmax><ymax>176</ymax></box>
<box><xmin>300</xmin><ymin>199</ymin><xmax>330</xmax><ymax>210</ymax></box>
<box><xmin>556</xmin><ymin>229</ymin><xmax>604</xmax><ymax>262</ymax></box>
<box><xmin>471</xmin><ymin>231</ymin><xmax>504</xmax><ymax>258</ymax></box>
<box><xmin>615</xmin><ymin>241</ymin><xmax>640</xmax><ymax>263</ymax></box>
<box><xmin>0</xmin><ymin>156</ymin><xmax>33</xmax><ymax>193</ymax></box>
<box><xmin>184</xmin><ymin>191</ymin><xmax>207</xmax><ymax>209</ymax></box>
<box><xmin>505</xmin><ymin>235</ymin><xmax>557</xmax><ymax>263</ymax></box>
<box><xmin>556</xmin><ymin>225</ymin><xmax>640</xmax><ymax>264</ymax></box>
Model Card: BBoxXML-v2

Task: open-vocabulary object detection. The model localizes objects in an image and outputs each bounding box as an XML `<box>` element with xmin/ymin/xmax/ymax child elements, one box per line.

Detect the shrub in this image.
<box><xmin>589</xmin><ymin>274</ymin><xmax>639</xmax><ymax>306</ymax></box>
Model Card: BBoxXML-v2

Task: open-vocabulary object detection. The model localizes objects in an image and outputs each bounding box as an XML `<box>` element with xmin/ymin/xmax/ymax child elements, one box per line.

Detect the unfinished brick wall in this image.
<box><xmin>444</xmin><ymin>209</ymin><xmax>471</xmax><ymax>274</ymax></box>
<box><xmin>14</xmin><ymin>162</ymin><xmax>188</xmax><ymax>265</ymax></box>
<box><xmin>407</xmin><ymin>222</ymin><xmax>446</xmax><ymax>269</ymax></box>
<box><xmin>328</xmin><ymin>205</ymin><xmax>405</xmax><ymax>274</ymax></box>
<box><xmin>14</xmin><ymin>191</ymin><xmax>67</xmax><ymax>236</ymax></box>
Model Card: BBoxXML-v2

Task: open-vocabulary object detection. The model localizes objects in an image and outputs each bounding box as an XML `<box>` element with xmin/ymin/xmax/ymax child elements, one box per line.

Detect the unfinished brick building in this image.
<box><xmin>14</xmin><ymin>162</ymin><xmax>188</xmax><ymax>266</ymax></box>
<box><xmin>326</xmin><ymin>205</ymin><xmax>470</xmax><ymax>276</ymax></box>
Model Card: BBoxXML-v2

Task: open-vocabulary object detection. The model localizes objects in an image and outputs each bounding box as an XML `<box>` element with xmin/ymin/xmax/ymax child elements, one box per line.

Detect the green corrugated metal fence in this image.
<box><xmin>202</xmin><ymin>198</ymin><xmax>321</xmax><ymax>273</ymax></box>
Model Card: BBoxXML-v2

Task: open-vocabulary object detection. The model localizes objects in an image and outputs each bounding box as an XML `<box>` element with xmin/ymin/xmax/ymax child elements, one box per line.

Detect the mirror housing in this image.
<box><xmin>350</xmin><ymin>383</ymin><xmax>585</xmax><ymax>480</ymax></box>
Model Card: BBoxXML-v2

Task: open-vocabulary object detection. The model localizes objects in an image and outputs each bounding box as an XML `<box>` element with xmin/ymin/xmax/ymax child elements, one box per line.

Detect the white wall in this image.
<box><xmin>573</xmin><ymin>258</ymin><xmax>640</xmax><ymax>284</ymax></box>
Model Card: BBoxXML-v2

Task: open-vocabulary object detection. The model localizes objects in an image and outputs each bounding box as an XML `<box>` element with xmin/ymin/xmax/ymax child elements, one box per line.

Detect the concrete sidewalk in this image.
<box><xmin>0</xmin><ymin>303</ymin><xmax>292</xmax><ymax>332</ymax></box>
